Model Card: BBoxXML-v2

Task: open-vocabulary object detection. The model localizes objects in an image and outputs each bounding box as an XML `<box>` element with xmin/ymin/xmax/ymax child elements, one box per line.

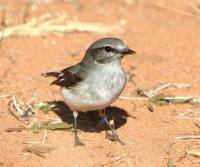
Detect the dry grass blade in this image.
<box><xmin>29</xmin><ymin>122</ymin><xmax>73</xmax><ymax>133</ymax></box>
<box><xmin>195</xmin><ymin>123</ymin><xmax>200</xmax><ymax>128</ymax></box>
<box><xmin>0</xmin><ymin>26</ymin><xmax>5</xmax><ymax>49</ymax></box>
<box><xmin>152</xmin><ymin>2</ymin><xmax>200</xmax><ymax>19</ymax></box>
<box><xmin>186</xmin><ymin>148</ymin><xmax>200</xmax><ymax>163</ymax></box>
<box><xmin>176</xmin><ymin>109</ymin><xmax>200</xmax><ymax>120</ymax></box>
<box><xmin>138</xmin><ymin>83</ymin><xmax>192</xmax><ymax>98</ymax></box>
<box><xmin>24</xmin><ymin>145</ymin><xmax>55</xmax><ymax>158</ymax></box>
<box><xmin>36</xmin><ymin>102</ymin><xmax>55</xmax><ymax>114</ymax></box>
<box><xmin>175</xmin><ymin>135</ymin><xmax>200</xmax><ymax>140</ymax></box>
<box><xmin>0</xmin><ymin>13</ymin><xmax>123</xmax><ymax>39</ymax></box>
<box><xmin>167</xmin><ymin>159</ymin><xmax>176</xmax><ymax>167</ymax></box>
<box><xmin>184</xmin><ymin>0</ymin><xmax>200</xmax><ymax>13</ymax></box>
<box><xmin>148</xmin><ymin>96</ymin><xmax>192</xmax><ymax>105</ymax></box>
<box><xmin>8</xmin><ymin>95</ymin><xmax>35</xmax><ymax>123</ymax></box>
<box><xmin>44</xmin><ymin>122</ymin><xmax>73</xmax><ymax>130</ymax></box>
<box><xmin>12</xmin><ymin>95</ymin><xmax>24</xmax><ymax>116</ymax></box>
<box><xmin>5</xmin><ymin>127</ymin><xmax>25</xmax><ymax>132</ymax></box>
<box><xmin>0</xmin><ymin>94</ymin><xmax>11</xmax><ymax>98</ymax></box>
<box><xmin>42</xmin><ymin>129</ymin><xmax>48</xmax><ymax>145</ymax></box>
<box><xmin>187</xmin><ymin>150</ymin><xmax>200</xmax><ymax>157</ymax></box>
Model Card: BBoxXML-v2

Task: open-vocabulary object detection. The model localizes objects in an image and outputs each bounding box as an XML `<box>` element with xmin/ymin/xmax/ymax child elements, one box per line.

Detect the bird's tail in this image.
<box><xmin>41</xmin><ymin>72</ymin><xmax>61</xmax><ymax>78</ymax></box>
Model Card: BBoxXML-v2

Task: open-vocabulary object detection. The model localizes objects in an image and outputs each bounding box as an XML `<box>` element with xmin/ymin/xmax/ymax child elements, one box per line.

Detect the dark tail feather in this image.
<box><xmin>41</xmin><ymin>72</ymin><xmax>61</xmax><ymax>78</ymax></box>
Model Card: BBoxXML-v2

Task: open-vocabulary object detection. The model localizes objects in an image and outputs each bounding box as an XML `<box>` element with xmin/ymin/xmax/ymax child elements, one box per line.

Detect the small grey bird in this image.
<box><xmin>44</xmin><ymin>38</ymin><xmax>135</xmax><ymax>146</ymax></box>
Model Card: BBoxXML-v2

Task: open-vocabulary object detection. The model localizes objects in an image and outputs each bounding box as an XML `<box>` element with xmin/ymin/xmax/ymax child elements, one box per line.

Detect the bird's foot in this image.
<box><xmin>105</xmin><ymin>131</ymin><xmax>125</xmax><ymax>145</ymax></box>
<box><xmin>74</xmin><ymin>136</ymin><xmax>85</xmax><ymax>146</ymax></box>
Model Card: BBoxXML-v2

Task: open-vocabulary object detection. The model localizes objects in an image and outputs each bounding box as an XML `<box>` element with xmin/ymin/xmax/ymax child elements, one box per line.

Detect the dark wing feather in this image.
<box><xmin>43</xmin><ymin>64</ymin><xmax>86</xmax><ymax>88</ymax></box>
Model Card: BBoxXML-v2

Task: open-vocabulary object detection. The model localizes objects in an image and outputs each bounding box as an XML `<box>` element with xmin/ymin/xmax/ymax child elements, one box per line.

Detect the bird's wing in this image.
<box><xmin>43</xmin><ymin>64</ymin><xmax>86</xmax><ymax>88</ymax></box>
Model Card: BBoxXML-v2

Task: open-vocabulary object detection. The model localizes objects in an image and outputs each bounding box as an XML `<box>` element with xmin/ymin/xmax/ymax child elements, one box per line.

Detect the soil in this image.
<box><xmin>0</xmin><ymin>0</ymin><xmax>200</xmax><ymax>166</ymax></box>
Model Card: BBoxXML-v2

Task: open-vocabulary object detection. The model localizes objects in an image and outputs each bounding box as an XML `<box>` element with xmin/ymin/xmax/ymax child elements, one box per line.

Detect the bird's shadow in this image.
<box><xmin>48</xmin><ymin>101</ymin><xmax>135</xmax><ymax>133</ymax></box>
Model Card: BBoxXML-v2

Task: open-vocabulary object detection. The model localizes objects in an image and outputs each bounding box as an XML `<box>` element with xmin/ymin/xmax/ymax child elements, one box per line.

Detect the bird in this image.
<box><xmin>43</xmin><ymin>38</ymin><xmax>136</xmax><ymax>146</ymax></box>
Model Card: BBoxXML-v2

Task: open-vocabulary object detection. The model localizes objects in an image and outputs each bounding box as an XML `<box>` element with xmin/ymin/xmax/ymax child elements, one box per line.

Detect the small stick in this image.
<box><xmin>8</xmin><ymin>100</ymin><xmax>24</xmax><ymax>122</ymax></box>
<box><xmin>175</xmin><ymin>135</ymin><xmax>200</xmax><ymax>140</ymax></box>
<box><xmin>23</xmin><ymin>141</ymin><xmax>42</xmax><ymax>144</ymax></box>
<box><xmin>176</xmin><ymin>116</ymin><xmax>200</xmax><ymax>121</ymax></box>
<box><xmin>24</xmin><ymin>146</ymin><xmax>46</xmax><ymax>158</ymax></box>
<box><xmin>170</xmin><ymin>83</ymin><xmax>192</xmax><ymax>89</ymax></box>
<box><xmin>152</xmin><ymin>2</ymin><xmax>200</xmax><ymax>19</ymax></box>
<box><xmin>141</xmin><ymin>83</ymin><xmax>192</xmax><ymax>98</ymax></box>
<box><xmin>41</xmin><ymin>129</ymin><xmax>48</xmax><ymax>145</ymax></box>
<box><xmin>0</xmin><ymin>94</ymin><xmax>11</xmax><ymax>98</ymax></box>
<box><xmin>153</xmin><ymin>83</ymin><xmax>171</xmax><ymax>93</ymax></box>
<box><xmin>12</xmin><ymin>95</ymin><xmax>24</xmax><ymax>116</ymax></box>
<box><xmin>5</xmin><ymin>127</ymin><xmax>24</xmax><ymax>132</ymax></box>
<box><xmin>0</xmin><ymin>26</ymin><xmax>5</xmax><ymax>49</ymax></box>
<box><xmin>186</xmin><ymin>155</ymin><xmax>200</xmax><ymax>164</ymax></box>
<box><xmin>184</xmin><ymin>0</ymin><xmax>200</xmax><ymax>13</ymax></box>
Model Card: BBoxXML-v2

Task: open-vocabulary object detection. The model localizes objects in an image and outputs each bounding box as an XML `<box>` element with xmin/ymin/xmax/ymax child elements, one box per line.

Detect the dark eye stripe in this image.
<box><xmin>105</xmin><ymin>46</ymin><xmax>112</xmax><ymax>52</ymax></box>
<box><xmin>93</xmin><ymin>46</ymin><xmax>117</xmax><ymax>53</ymax></box>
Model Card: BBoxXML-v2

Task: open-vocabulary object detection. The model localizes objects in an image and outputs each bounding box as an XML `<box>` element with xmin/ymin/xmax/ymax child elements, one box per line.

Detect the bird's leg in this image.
<box><xmin>73</xmin><ymin>111</ymin><xmax>84</xmax><ymax>146</ymax></box>
<box><xmin>103</xmin><ymin>116</ymin><xmax>124</xmax><ymax>145</ymax></box>
<box><xmin>99</xmin><ymin>109</ymin><xmax>124</xmax><ymax>145</ymax></box>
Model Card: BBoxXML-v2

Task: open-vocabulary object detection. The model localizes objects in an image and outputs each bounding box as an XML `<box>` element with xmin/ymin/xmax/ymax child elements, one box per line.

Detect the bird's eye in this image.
<box><xmin>104</xmin><ymin>46</ymin><xmax>112</xmax><ymax>52</ymax></box>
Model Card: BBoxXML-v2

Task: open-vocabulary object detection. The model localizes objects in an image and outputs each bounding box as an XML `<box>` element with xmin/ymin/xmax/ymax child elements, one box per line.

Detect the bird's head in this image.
<box><xmin>82</xmin><ymin>38</ymin><xmax>136</xmax><ymax>65</ymax></box>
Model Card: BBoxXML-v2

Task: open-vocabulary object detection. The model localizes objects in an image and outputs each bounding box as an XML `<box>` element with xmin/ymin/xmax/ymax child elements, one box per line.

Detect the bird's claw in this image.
<box><xmin>105</xmin><ymin>131</ymin><xmax>125</xmax><ymax>145</ymax></box>
<box><xmin>74</xmin><ymin>136</ymin><xmax>85</xmax><ymax>146</ymax></box>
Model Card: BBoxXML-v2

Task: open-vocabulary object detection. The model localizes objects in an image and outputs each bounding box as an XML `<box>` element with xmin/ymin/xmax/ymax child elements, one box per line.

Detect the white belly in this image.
<box><xmin>61</xmin><ymin>64</ymin><xmax>127</xmax><ymax>112</ymax></box>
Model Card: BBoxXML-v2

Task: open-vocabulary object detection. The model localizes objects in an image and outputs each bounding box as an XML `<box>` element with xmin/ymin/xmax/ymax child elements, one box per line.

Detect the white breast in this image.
<box><xmin>61</xmin><ymin>62</ymin><xmax>127</xmax><ymax>112</ymax></box>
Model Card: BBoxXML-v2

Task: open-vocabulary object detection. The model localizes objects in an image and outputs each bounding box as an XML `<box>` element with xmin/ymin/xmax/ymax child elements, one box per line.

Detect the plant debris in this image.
<box><xmin>148</xmin><ymin>96</ymin><xmax>195</xmax><ymax>106</ymax></box>
<box><xmin>29</xmin><ymin>122</ymin><xmax>73</xmax><ymax>133</ymax></box>
<box><xmin>35</xmin><ymin>102</ymin><xmax>55</xmax><ymax>114</ymax></box>
<box><xmin>5</xmin><ymin>127</ymin><xmax>25</xmax><ymax>132</ymax></box>
<box><xmin>24</xmin><ymin>145</ymin><xmax>55</xmax><ymax>158</ymax></box>
<box><xmin>0</xmin><ymin>94</ymin><xmax>11</xmax><ymax>98</ymax></box>
<box><xmin>175</xmin><ymin>135</ymin><xmax>200</xmax><ymax>140</ymax></box>
<box><xmin>187</xmin><ymin>150</ymin><xmax>200</xmax><ymax>157</ymax></box>
<box><xmin>167</xmin><ymin>159</ymin><xmax>176</xmax><ymax>167</ymax></box>
<box><xmin>137</xmin><ymin>83</ymin><xmax>191</xmax><ymax>98</ymax></box>
<box><xmin>186</xmin><ymin>148</ymin><xmax>200</xmax><ymax>163</ymax></box>
<box><xmin>0</xmin><ymin>12</ymin><xmax>123</xmax><ymax>39</ymax></box>
<box><xmin>8</xmin><ymin>95</ymin><xmax>35</xmax><ymax>123</ymax></box>
<box><xmin>176</xmin><ymin>109</ymin><xmax>200</xmax><ymax>120</ymax></box>
<box><xmin>195</xmin><ymin>123</ymin><xmax>200</xmax><ymax>129</ymax></box>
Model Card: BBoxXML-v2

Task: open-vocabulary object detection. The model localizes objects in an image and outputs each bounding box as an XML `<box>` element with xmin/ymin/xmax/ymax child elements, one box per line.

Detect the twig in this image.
<box><xmin>23</xmin><ymin>141</ymin><xmax>42</xmax><ymax>144</ymax></box>
<box><xmin>186</xmin><ymin>154</ymin><xmax>200</xmax><ymax>163</ymax></box>
<box><xmin>8</xmin><ymin>100</ymin><xmax>24</xmax><ymax>123</ymax></box>
<box><xmin>5</xmin><ymin>127</ymin><xmax>25</xmax><ymax>132</ymax></box>
<box><xmin>41</xmin><ymin>129</ymin><xmax>48</xmax><ymax>145</ymax></box>
<box><xmin>170</xmin><ymin>83</ymin><xmax>192</xmax><ymax>89</ymax></box>
<box><xmin>152</xmin><ymin>2</ymin><xmax>200</xmax><ymax>19</ymax></box>
<box><xmin>139</xmin><ymin>83</ymin><xmax>192</xmax><ymax>98</ymax></box>
<box><xmin>23</xmin><ymin>145</ymin><xmax>55</xmax><ymax>158</ymax></box>
<box><xmin>184</xmin><ymin>0</ymin><xmax>200</xmax><ymax>13</ymax></box>
<box><xmin>195</xmin><ymin>123</ymin><xmax>200</xmax><ymax>128</ymax></box>
<box><xmin>0</xmin><ymin>94</ymin><xmax>11</xmax><ymax>98</ymax></box>
<box><xmin>0</xmin><ymin>26</ymin><xmax>5</xmax><ymax>49</ymax></box>
<box><xmin>176</xmin><ymin>109</ymin><xmax>200</xmax><ymax>120</ymax></box>
<box><xmin>24</xmin><ymin>146</ymin><xmax>46</xmax><ymax>158</ymax></box>
<box><xmin>12</xmin><ymin>95</ymin><xmax>24</xmax><ymax>116</ymax></box>
<box><xmin>8</xmin><ymin>95</ymin><xmax>35</xmax><ymax>123</ymax></box>
<box><xmin>0</xmin><ymin>13</ymin><xmax>123</xmax><ymax>39</ymax></box>
<box><xmin>176</xmin><ymin>116</ymin><xmax>200</xmax><ymax>120</ymax></box>
<box><xmin>175</xmin><ymin>135</ymin><xmax>200</xmax><ymax>140</ymax></box>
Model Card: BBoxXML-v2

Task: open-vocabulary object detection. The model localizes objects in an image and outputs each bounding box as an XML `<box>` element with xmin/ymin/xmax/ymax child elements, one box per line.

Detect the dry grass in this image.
<box><xmin>0</xmin><ymin>12</ymin><xmax>123</xmax><ymax>39</ymax></box>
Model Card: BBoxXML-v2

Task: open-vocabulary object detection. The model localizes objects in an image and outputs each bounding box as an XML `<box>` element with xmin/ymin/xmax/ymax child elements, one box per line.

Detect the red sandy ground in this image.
<box><xmin>0</xmin><ymin>0</ymin><xmax>200</xmax><ymax>166</ymax></box>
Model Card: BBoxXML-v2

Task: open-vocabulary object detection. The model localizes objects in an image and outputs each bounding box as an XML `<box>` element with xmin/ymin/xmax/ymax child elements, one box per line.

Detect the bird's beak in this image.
<box><xmin>120</xmin><ymin>48</ymin><xmax>136</xmax><ymax>55</ymax></box>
